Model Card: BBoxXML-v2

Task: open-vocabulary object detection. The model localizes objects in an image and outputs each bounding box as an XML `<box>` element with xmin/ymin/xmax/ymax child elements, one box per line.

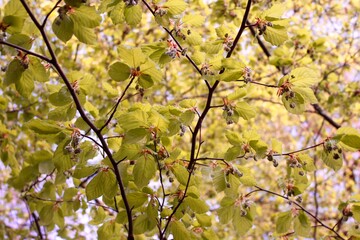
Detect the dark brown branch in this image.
<box><xmin>187</xmin><ymin>0</ymin><xmax>253</xmax><ymax>171</ymax></box>
<box><xmin>251</xmin><ymin>186</ymin><xmax>345</xmax><ymax>240</ymax></box>
<box><xmin>19</xmin><ymin>1</ymin><xmax>134</xmax><ymax>238</ymax></box>
<box><xmin>0</xmin><ymin>40</ymin><xmax>51</xmax><ymax>62</ymax></box>
<box><xmin>41</xmin><ymin>0</ymin><xmax>62</xmax><ymax>28</ymax></box>
<box><xmin>31</xmin><ymin>212</ymin><xmax>44</xmax><ymax>239</ymax></box>
<box><xmin>312</xmin><ymin>104</ymin><xmax>341</xmax><ymax>129</ymax></box>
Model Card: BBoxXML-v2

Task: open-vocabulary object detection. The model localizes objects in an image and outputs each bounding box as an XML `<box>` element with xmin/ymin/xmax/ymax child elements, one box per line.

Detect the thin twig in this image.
<box><xmin>41</xmin><ymin>0</ymin><xmax>62</xmax><ymax>28</ymax></box>
<box><xmin>252</xmin><ymin>186</ymin><xmax>345</xmax><ymax>240</ymax></box>
<box><xmin>100</xmin><ymin>76</ymin><xmax>135</xmax><ymax>132</ymax></box>
<box><xmin>273</xmin><ymin>142</ymin><xmax>324</xmax><ymax>156</ymax></box>
<box><xmin>0</xmin><ymin>40</ymin><xmax>51</xmax><ymax>62</ymax></box>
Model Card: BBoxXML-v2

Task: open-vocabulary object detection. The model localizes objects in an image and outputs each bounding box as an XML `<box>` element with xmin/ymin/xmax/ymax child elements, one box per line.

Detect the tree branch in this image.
<box><xmin>251</xmin><ymin>186</ymin><xmax>345</xmax><ymax>240</ymax></box>
<box><xmin>41</xmin><ymin>0</ymin><xmax>62</xmax><ymax>28</ymax></box>
<box><xmin>187</xmin><ymin>0</ymin><xmax>253</xmax><ymax>171</ymax></box>
<box><xmin>100</xmin><ymin>76</ymin><xmax>135</xmax><ymax>132</ymax></box>
<box><xmin>0</xmin><ymin>40</ymin><xmax>51</xmax><ymax>62</ymax></box>
<box><xmin>19</xmin><ymin>1</ymin><xmax>134</xmax><ymax>238</ymax></box>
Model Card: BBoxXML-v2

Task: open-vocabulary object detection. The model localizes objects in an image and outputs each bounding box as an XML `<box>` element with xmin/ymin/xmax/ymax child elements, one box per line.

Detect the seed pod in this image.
<box><xmin>273</xmin><ymin>160</ymin><xmax>279</xmax><ymax>167</ymax></box>
<box><xmin>74</xmin><ymin>148</ymin><xmax>82</xmax><ymax>154</ymax></box>
<box><xmin>290</xmin><ymin>102</ymin><xmax>296</xmax><ymax>108</ymax></box>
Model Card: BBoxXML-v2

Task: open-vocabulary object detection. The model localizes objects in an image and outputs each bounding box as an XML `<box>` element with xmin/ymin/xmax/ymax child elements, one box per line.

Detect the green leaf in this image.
<box><xmin>297</xmin><ymin>154</ymin><xmax>316</xmax><ymax>172</ymax></box>
<box><xmin>103</xmin><ymin>170</ymin><xmax>118</xmax><ymax>199</ymax></box>
<box><xmin>4</xmin><ymin>0</ymin><xmax>28</xmax><ymax>18</ymax></box>
<box><xmin>218</xmin><ymin>206</ymin><xmax>234</xmax><ymax>224</ymax></box>
<box><xmin>49</xmin><ymin>86</ymin><xmax>73</xmax><ymax>106</ymax></box>
<box><xmin>352</xmin><ymin>205</ymin><xmax>360</xmax><ymax>222</ymax></box>
<box><xmin>186</xmin><ymin>32</ymin><xmax>203</xmax><ymax>46</ymax></box>
<box><xmin>114</xmin><ymin>143</ymin><xmax>141</xmax><ymax>160</ymax></box>
<box><xmin>123</xmin><ymin>192</ymin><xmax>148</xmax><ymax>209</ymax></box>
<box><xmin>249</xmin><ymin>139</ymin><xmax>268</xmax><ymax>158</ymax></box>
<box><xmin>118</xmin><ymin>46</ymin><xmax>147</xmax><ymax>67</ymax></box>
<box><xmin>86</xmin><ymin>171</ymin><xmax>105</xmax><ymax>201</ymax></box>
<box><xmin>133</xmin><ymin>156</ymin><xmax>157</xmax><ymax>188</ymax></box>
<box><xmin>225</xmin><ymin>131</ymin><xmax>243</xmax><ymax>145</ymax></box>
<box><xmin>182</xmin><ymin>15</ymin><xmax>206</xmax><ymax>27</ymax></box>
<box><xmin>237</xmin><ymin>166</ymin><xmax>256</xmax><ymax>186</ymax></box>
<box><xmin>196</xmin><ymin>214</ymin><xmax>212</xmax><ymax>227</ymax></box>
<box><xmin>123</xmin><ymin>128</ymin><xmax>148</xmax><ymax>144</ymax></box>
<box><xmin>65</xmin><ymin>0</ymin><xmax>85</xmax><ymax>7</ymax></box>
<box><xmin>16</xmin><ymin>71</ymin><xmax>34</xmax><ymax>97</ymax></box>
<box><xmin>109</xmin><ymin>62</ymin><xmax>131</xmax><ymax>82</ymax></box>
<box><xmin>220</xmin><ymin>70</ymin><xmax>243</xmax><ymax>82</ymax></box>
<box><xmin>233</xmin><ymin>208</ymin><xmax>253</xmax><ymax>236</ymax></box>
<box><xmin>52</xmin><ymin>15</ymin><xmax>74</xmax><ymax>43</ymax></box>
<box><xmin>271</xmin><ymin>138</ymin><xmax>282</xmax><ymax>153</ymax></box>
<box><xmin>235</xmin><ymin>102</ymin><xmax>256</xmax><ymax>120</ymax></box>
<box><xmin>73</xmin><ymin>23</ymin><xmax>97</xmax><ymax>44</ymax></box>
<box><xmin>288</xmin><ymin>67</ymin><xmax>320</xmax><ymax>87</ymax></box>
<box><xmin>2</xmin><ymin>15</ymin><xmax>25</xmax><ymax>33</ymax></box>
<box><xmin>282</xmin><ymin>91</ymin><xmax>305</xmax><ymax>114</ymax></box>
<box><xmin>179</xmin><ymin>99</ymin><xmax>197</xmax><ymax>108</ymax></box>
<box><xmin>228</xmin><ymin>89</ymin><xmax>247</xmax><ymax>101</ymax></box>
<box><xmin>118</xmin><ymin>109</ymin><xmax>148</xmax><ymax>131</ymax></box>
<box><xmin>224</xmin><ymin>146</ymin><xmax>242</xmax><ymax>161</ymax></box>
<box><xmin>124</xmin><ymin>5</ymin><xmax>142</xmax><ymax>26</ymax></box>
<box><xmin>261</xmin><ymin>4</ymin><xmax>286</xmax><ymax>19</ymax></box>
<box><xmin>213</xmin><ymin>168</ymin><xmax>227</xmax><ymax>192</ymax></box>
<box><xmin>163</xmin><ymin>0</ymin><xmax>188</xmax><ymax>16</ymax></box>
<box><xmin>133</xmin><ymin>214</ymin><xmax>152</xmax><ymax>234</ymax></box>
<box><xmin>276</xmin><ymin>211</ymin><xmax>292</xmax><ymax>234</ymax></box>
<box><xmin>263</xmin><ymin>26</ymin><xmax>288</xmax><ymax>46</ymax></box>
<box><xmin>292</xmin><ymin>87</ymin><xmax>318</xmax><ymax>104</ymax></box>
<box><xmin>322</xmin><ymin>148</ymin><xmax>343</xmax><ymax>171</ymax></box>
<box><xmin>70</xmin><ymin>6</ymin><xmax>101</xmax><ymax>28</ymax></box>
<box><xmin>171</xmin><ymin>163</ymin><xmax>194</xmax><ymax>186</ymax></box>
<box><xmin>39</xmin><ymin>204</ymin><xmax>55</xmax><ymax>225</ymax></box>
<box><xmin>294</xmin><ymin>211</ymin><xmax>311</xmax><ymax>237</ymax></box>
<box><xmin>180</xmin><ymin>110</ymin><xmax>195</xmax><ymax>125</ymax></box>
<box><xmin>169</xmin><ymin>221</ymin><xmax>191</xmax><ymax>240</ymax></box>
<box><xmin>6</xmin><ymin>33</ymin><xmax>32</xmax><ymax>50</ymax></box>
<box><xmin>185</xmin><ymin>197</ymin><xmax>209</xmax><ymax>214</ymax></box>
<box><xmin>53</xmin><ymin>139</ymin><xmax>75</xmax><ymax>171</ymax></box>
<box><xmin>335</xmin><ymin>127</ymin><xmax>360</xmax><ymax>150</ymax></box>
<box><xmin>4</xmin><ymin>59</ymin><xmax>26</xmax><ymax>86</ymax></box>
<box><xmin>28</xmin><ymin>57</ymin><xmax>49</xmax><ymax>82</ymax></box>
<box><xmin>25</xmin><ymin>119</ymin><xmax>63</xmax><ymax>135</ymax></box>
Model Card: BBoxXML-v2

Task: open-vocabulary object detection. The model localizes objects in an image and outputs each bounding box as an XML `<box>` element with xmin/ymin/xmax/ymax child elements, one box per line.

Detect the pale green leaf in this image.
<box><xmin>133</xmin><ymin>156</ymin><xmax>157</xmax><ymax>188</ymax></box>
<box><xmin>185</xmin><ymin>197</ymin><xmax>209</xmax><ymax>214</ymax></box>
<box><xmin>293</xmin><ymin>86</ymin><xmax>318</xmax><ymax>104</ymax></box>
<box><xmin>294</xmin><ymin>211</ymin><xmax>311</xmax><ymax>237</ymax></box>
<box><xmin>322</xmin><ymin>148</ymin><xmax>343</xmax><ymax>171</ymax></box>
<box><xmin>224</xmin><ymin>146</ymin><xmax>242</xmax><ymax>161</ymax></box>
<box><xmin>263</xmin><ymin>26</ymin><xmax>288</xmax><ymax>46</ymax></box>
<box><xmin>70</xmin><ymin>5</ymin><xmax>101</xmax><ymax>28</ymax></box>
<box><xmin>282</xmin><ymin>91</ymin><xmax>305</xmax><ymax>114</ymax></box>
<box><xmin>86</xmin><ymin>171</ymin><xmax>105</xmax><ymax>201</ymax></box>
<box><xmin>182</xmin><ymin>15</ymin><xmax>205</xmax><ymax>27</ymax></box>
<box><xmin>235</xmin><ymin>101</ymin><xmax>256</xmax><ymax>120</ymax></box>
<box><xmin>276</xmin><ymin>211</ymin><xmax>292</xmax><ymax>234</ymax></box>
<box><xmin>73</xmin><ymin>23</ymin><xmax>97</xmax><ymax>44</ymax></box>
<box><xmin>289</xmin><ymin>67</ymin><xmax>320</xmax><ymax>87</ymax></box>
<box><xmin>233</xmin><ymin>208</ymin><xmax>253</xmax><ymax>236</ymax></box>
<box><xmin>124</xmin><ymin>5</ymin><xmax>142</xmax><ymax>26</ymax></box>
<box><xmin>163</xmin><ymin>0</ymin><xmax>188</xmax><ymax>15</ymax></box>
